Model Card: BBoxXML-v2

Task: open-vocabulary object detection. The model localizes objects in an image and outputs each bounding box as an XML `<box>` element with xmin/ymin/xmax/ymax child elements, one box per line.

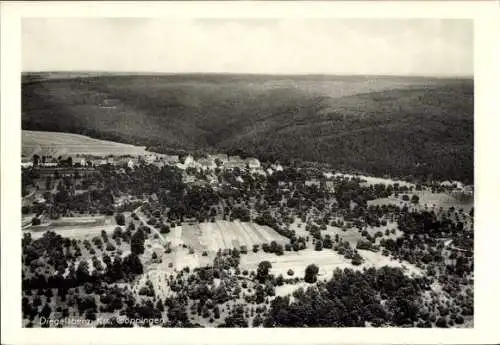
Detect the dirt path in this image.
<box><xmin>134</xmin><ymin>206</ymin><xmax>166</xmax><ymax>245</ymax></box>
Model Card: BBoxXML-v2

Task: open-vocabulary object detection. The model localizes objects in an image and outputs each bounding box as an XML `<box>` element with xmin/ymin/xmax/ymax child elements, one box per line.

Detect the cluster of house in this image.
<box><xmin>177</xmin><ymin>154</ymin><xmax>263</xmax><ymax>172</ymax></box>
<box><xmin>21</xmin><ymin>152</ymin><xmax>280</xmax><ymax>176</ymax></box>
<box><xmin>21</xmin><ymin>154</ymin><xmax>139</xmax><ymax>169</ymax></box>
<box><xmin>440</xmin><ymin>180</ymin><xmax>474</xmax><ymax>197</ymax></box>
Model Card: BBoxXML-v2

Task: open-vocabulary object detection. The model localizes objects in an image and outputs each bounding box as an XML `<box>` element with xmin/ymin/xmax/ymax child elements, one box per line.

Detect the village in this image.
<box><xmin>22</xmin><ymin>151</ymin><xmax>269</xmax><ymax>172</ymax></box>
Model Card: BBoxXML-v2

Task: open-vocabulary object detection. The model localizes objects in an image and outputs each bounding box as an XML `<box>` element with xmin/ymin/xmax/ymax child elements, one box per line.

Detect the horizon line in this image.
<box><xmin>22</xmin><ymin>70</ymin><xmax>474</xmax><ymax>79</ymax></box>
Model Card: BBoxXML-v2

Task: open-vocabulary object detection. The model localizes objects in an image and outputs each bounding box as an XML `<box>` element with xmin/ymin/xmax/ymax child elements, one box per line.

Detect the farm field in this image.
<box><xmin>22</xmin><ymin>130</ymin><xmax>148</xmax><ymax>157</ymax></box>
<box><xmin>179</xmin><ymin>220</ymin><xmax>289</xmax><ymax>252</ymax></box>
<box><xmin>28</xmin><ymin>224</ymin><xmax>118</xmax><ymax>240</ymax></box>
<box><xmin>26</xmin><ymin>215</ymin><xmax>117</xmax><ymax>240</ymax></box>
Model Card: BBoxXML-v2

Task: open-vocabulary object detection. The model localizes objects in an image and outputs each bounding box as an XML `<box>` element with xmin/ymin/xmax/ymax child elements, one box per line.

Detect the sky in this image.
<box><xmin>22</xmin><ymin>18</ymin><xmax>473</xmax><ymax>76</ymax></box>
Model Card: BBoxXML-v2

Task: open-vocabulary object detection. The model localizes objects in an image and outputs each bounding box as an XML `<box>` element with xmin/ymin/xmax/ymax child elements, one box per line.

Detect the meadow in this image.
<box><xmin>239</xmin><ymin>247</ymin><xmax>422</xmax><ymax>280</ymax></box>
<box><xmin>181</xmin><ymin>220</ymin><xmax>289</xmax><ymax>253</ymax></box>
<box><xmin>22</xmin><ymin>130</ymin><xmax>148</xmax><ymax>158</ymax></box>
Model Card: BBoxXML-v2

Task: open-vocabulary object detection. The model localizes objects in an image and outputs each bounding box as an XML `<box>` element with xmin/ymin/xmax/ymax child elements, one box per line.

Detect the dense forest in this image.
<box><xmin>22</xmin><ymin>74</ymin><xmax>473</xmax><ymax>183</ymax></box>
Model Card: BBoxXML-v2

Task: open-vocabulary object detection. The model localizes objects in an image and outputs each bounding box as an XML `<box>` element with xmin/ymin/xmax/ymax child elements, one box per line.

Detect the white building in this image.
<box><xmin>164</xmin><ymin>155</ymin><xmax>179</xmax><ymax>164</ymax></box>
<box><xmin>271</xmin><ymin>163</ymin><xmax>284</xmax><ymax>172</ymax></box>
<box><xmin>326</xmin><ymin>181</ymin><xmax>335</xmax><ymax>192</ymax></box>
<box><xmin>225</xmin><ymin>156</ymin><xmax>246</xmax><ymax>169</ymax></box>
<box><xmin>462</xmin><ymin>185</ymin><xmax>474</xmax><ymax>195</ymax></box>
<box><xmin>184</xmin><ymin>155</ymin><xmax>195</xmax><ymax>166</ymax></box>
<box><xmin>91</xmin><ymin>158</ymin><xmax>107</xmax><ymax>166</ymax></box>
<box><xmin>305</xmin><ymin>179</ymin><xmax>321</xmax><ymax>187</ymax></box>
<box><xmin>144</xmin><ymin>154</ymin><xmax>157</xmax><ymax>164</ymax></box>
<box><xmin>440</xmin><ymin>181</ymin><xmax>454</xmax><ymax>188</ymax></box>
<box><xmin>245</xmin><ymin>158</ymin><xmax>261</xmax><ymax>170</ymax></box>
<box><xmin>198</xmin><ymin>158</ymin><xmax>217</xmax><ymax>170</ymax></box>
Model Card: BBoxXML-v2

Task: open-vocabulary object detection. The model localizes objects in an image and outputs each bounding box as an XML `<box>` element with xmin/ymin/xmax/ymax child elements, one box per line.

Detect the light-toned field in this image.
<box><xmin>288</xmin><ymin>218</ymin><xmax>309</xmax><ymax>238</ymax></box>
<box><xmin>368</xmin><ymin>190</ymin><xmax>473</xmax><ymax>213</ymax></box>
<box><xmin>26</xmin><ymin>215</ymin><xmax>116</xmax><ymax>240</ymax></box>
<box><xmin>332</xmin><ymin>173</ymin><xmax>415</xmax><ymax>188</ymax></box>
<box><xmin>239</xmin><ymin>247</ymin><xmax>422</xmax><ymax>280</ymax></box>
<box><xmin>179</xmin><ymin>220</ymin><xmax>288</xmax><ymax>252</ymax></box>
<box><xmin>323</xmin><ymin>225</ymin><xmax>364</xmax><ymax>247</ymax></box>
<box><xmin>22</xmin><ymin>130</ymin><xmax>148</xmax><ymax>157</ymax></box>
<box><xmin>290</xmin><ymin>218</ymin><xmax>402</xmax><ymax>247</ymax></box>
<box><xmin>28</xmin><ymin>224</ymin><xmax>117</xmax><ymax>240</ymax></box>
<box><xmin>275</xmin><ymin>282</ymin><xmax>311</xmax><ymax>297</ymax></box>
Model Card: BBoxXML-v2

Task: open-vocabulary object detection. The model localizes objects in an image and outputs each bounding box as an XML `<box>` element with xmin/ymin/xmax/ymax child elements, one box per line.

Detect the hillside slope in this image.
<box><xmin>22</xmin><ymin>74</ymin><xmax>473</xmax><ymax>183</ymax></box>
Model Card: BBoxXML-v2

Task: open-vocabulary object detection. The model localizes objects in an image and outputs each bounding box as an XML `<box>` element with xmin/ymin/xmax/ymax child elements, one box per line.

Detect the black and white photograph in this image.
<box><xmin>2</xmin><ymin>1</ymin><xmax>499</xmax><ymax>343</ymax></box>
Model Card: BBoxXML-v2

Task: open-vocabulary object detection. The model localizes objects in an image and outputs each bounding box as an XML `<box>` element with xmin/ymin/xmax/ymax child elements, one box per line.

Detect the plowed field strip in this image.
<box><xmin>233</xmin><ymin>221</ymin><xmax>255</xmax><ymax>248</ymax></box>
<box><xmin>247</xmin><ymin>223</ymin><xmax>268</xmax><ymax>242</ymax></box>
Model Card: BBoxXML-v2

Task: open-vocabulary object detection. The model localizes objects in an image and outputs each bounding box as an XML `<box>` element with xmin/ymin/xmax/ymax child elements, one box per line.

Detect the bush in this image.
<box><xmin>351</xmin><ymin>256</ymin><xmax>363</xmax><ymax>266</ymax></box>
<box><xmin>262</xmin><ymin>243</ymin><xmax>270</xmax><ymax>253</ymax></box>
<box><xmin>304</xmin><ymin>264</ymin><xmax>319</xmax><ymax>283</ymax></box>
<box><xmin>436</xmin><ymin>317</ymin><xmax>448</xmax><ymax>328</ymax></box>
<box><xmin>160</xmin><ymin>224</ymin><xmax>170</xmax><ymax>234</ymax></box>
<box><xmin>115</xmin><ymin>213</ymin><xmax>125</xmax><ymax>226</ymax></box>
<box><xmin>356</xmin><ymin>240</ymin><xmax>372</xmax><ymax>250</ymax></box>
<box><xmin>314</xmin><ymin>240</ymin><xmax>323</xmax><ymax>251</ymax></box>
<box><xmin>287</xmin><ymin>269</ymin><xmax>294</xmax><ymax>276</ymax></box>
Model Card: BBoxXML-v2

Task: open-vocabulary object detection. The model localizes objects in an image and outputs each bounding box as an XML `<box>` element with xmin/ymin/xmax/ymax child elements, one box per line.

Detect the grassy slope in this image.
<box><xmin>22</xmin><ymin>74</ymin><xmax>473</xmax><ymax>183</ymax></box>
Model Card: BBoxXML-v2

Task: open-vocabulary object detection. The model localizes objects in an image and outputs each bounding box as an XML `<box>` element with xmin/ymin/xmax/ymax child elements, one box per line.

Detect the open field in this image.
<box><xmin>290</xmin><ymin>217</ymin><xmax>402</xmax><ymax>246</ymax></box>
<box><xmin>179</xmin><ymin>220</ymin><xmax>289</xmax><ymax>252</ymax></box>
<box><xmin>28</xmin><ymin>224</ymin><xmax>117</xmax><ymax>240</ymax></box>
<box><xmin>22</xmin><ymin>74</ymin><xmax>473</xmax><ymax>182</ymax></box>
<box><xmin>22</xmin><ymin>130</ymin><xmax>148</xmax><ymax>157</ymax></box>
<box><xmin>240</xmin><ymin>247</ymin><xmax>422</xmax><ymax>280</ymax></box>
<box><xmin>333</xmin><ymin>172</ymin><xmax>415</xmax><ymax>188</ymax></box>
<box><xmin>368</xmin><ymin>190</ymin><xmax>474</xmax><ymax>213</ymax></box>
<box><xmin>26</xmin><ymin>215</ymin><xmax>117</xmax><ymax>240</ymax></box>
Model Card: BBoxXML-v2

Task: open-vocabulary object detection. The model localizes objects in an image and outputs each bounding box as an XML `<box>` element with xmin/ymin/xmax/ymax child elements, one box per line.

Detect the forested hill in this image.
<box><xmin>22</xmin><ymin>73</ymin><xmax>473</xmax><ymax>183</ymax></box>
